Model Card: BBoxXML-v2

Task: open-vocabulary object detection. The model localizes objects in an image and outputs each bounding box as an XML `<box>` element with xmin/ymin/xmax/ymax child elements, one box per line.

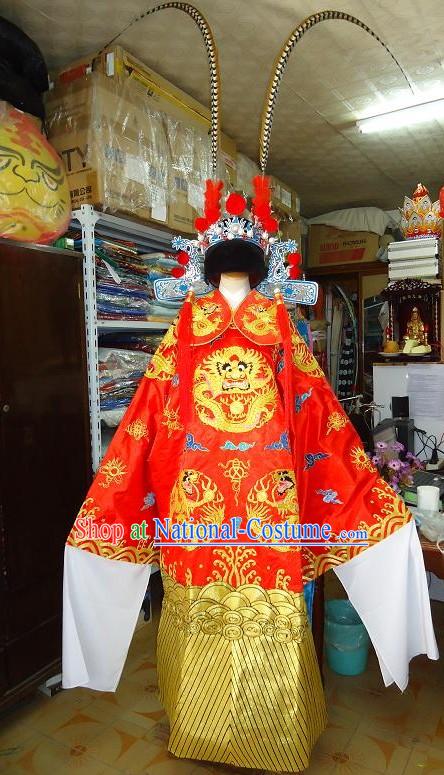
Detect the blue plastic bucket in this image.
<box><xmin>325</xmin><ymin>599</ymin><xmax>370</xmax><ymax>676</ymax></box>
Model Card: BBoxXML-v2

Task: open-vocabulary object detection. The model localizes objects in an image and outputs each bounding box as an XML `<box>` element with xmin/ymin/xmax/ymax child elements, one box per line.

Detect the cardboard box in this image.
<box><xmin>103</xmin><ymin>48</ymin><xmax>237</xmax><ymax>233</ymax></box>
<box><xmin>236</xmin><ymin>153</ymin><xmax>260</xmax><ymax>197</ymax></box>
<box><xmin>308</xmin><ymin>224</ymin><xmax>380</xmax><ymax>267</ymax></box>
<box><xmin>46</xmin><ymin>73</ymin><xmax>170</xmax><ymax>225</ymax></box>
<box><xmin>166</xmin><ymin>117</ymin><xmax>236</xmax><ymax>233</ymax></box>
<box><xmin>270</xmin><ymin>175</ymin><xmax>300</xmax><ymax>218</ymax></box>
<box><xmin>280</xmin><ymin>218</ymin><xmax>302</xmax><ymax>247</ymax></box>
<box><xmin>49</xmin><ymin>46</ymin><xmax>237</xmax><ymax>232</ymax></box>
<box><xmin>234</xmin><ymin>156</ymin><xmax>300</xmax><ymax>217</ymax></box>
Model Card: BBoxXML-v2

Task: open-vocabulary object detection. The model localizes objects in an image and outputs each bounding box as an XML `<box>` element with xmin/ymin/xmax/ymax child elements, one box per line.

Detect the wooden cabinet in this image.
<box><xmin>0</xmin><ymin>241</ymin><xmax>91</xmax><ymax>709</ymax></box>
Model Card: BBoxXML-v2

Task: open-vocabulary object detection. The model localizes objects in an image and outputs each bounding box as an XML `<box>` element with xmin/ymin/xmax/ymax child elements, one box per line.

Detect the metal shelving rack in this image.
<box><xmin>72</xmin><ymin>204</ymin><xmax>173</xmax><ymax>471</ymax></box>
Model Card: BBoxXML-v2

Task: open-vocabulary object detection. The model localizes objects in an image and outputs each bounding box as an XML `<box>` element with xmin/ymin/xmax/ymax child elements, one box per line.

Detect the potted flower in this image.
<box><xmin>371</xmin><ymin>440</ymin><xmax>423</xmax><ymax>492</ymax></box>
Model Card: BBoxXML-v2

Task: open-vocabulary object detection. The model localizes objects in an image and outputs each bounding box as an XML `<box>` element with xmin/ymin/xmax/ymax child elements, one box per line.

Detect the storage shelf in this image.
<box><xmin>71</xmin><ymin>209</ymin><xmax>173</xmax><ymax>253</ymax></box>
<box><xmin>97</xmin><ymin>319</ymin><xmax>171</xmax><ymax>332</ymax></box>
<box><xmin>72</xmin><ymin>205</ymin><xmax>175</xmax><ymax>471</ymax></box>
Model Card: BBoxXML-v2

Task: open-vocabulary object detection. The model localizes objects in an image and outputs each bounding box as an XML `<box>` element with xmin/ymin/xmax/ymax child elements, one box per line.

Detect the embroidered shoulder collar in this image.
<box><xmin>190</xmin><ymin>288</ymin><xmax>281</xmax><ymax>345</ymax></box>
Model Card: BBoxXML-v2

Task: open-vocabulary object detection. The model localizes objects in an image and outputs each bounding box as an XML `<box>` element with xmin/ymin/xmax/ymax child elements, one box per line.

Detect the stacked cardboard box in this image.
<box><xmin>46</xmin><ymin>46</ymin><xmax>301</xmax><ymax>235</ymax></box>
<box><xmin>235</xmin><ymin>153</ymin><xmax>261</xmax><ymax>197</ymax></box>
<box><xmin>235</xmin><ymin>152</ymin><xmax>301</xmax><ymax>245</ymax></box>
<box><xmin>46</xmin><ymin>72</ymin><xmax>170</xmax><ymax>226</ymax></box>
<box><xmin>308</xmin><ymin>224</ymin><xmax>380</xmax><ymax>267</ymax></box>
<box><xmin>269</xmin><ymin>175</ymin><xmax>300</xmax><ymax>221</ymax></box>
<box><xmin>46</xmin><ymin>46</ymin><xmax>237</xmax><ymax>232</ymax></box>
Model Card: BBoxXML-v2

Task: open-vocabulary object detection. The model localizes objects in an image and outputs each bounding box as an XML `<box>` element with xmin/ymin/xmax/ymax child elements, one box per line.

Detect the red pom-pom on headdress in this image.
<box><xmin>252</xmin><ymin>175</ymin><xmax>272</xmax><ymax>206</ymax></box>
<box><xmin>176</xmin><ymin>250</ymin><xmax>190</xmax><ymax>266</ymax></box>
<box><xmin>194</xmin><ymin>216</ymin><xmax>209</xmax><ymax>232</ymax></box>
<box><xmin>171</xmin><ymin>266</ymin><xmax>185</xmax><ymax>278</ymax></box>
<box><xmin>289</xmin><ymin>266</ymin><xmax>302</xmax><ymax>279</ymax></box>
<box><xmin>287</xmin><ymin>251</ymin><xmax>302</xmax><ymax>266</ymax></box>
<box><xmin>252</xmin><ymin>175</ymin><xmax>272</xmax><ymax>217</ymax></box>
<box><xmin>203</xmin><ymin>179</ymin><xmax>224</xmax><ymax>226</ymax></box>
<box><xmin>263</xmin><ymin>216</ymin><xmax>279</xmax><ymax>234</ymax></box>
<box><xmin>252</xmin><ymin>175</ymin><xmax>279</xmax><ymax>233</ymax></box>
<box><xmin>226</xmin><ymin>192</ymin><xmax>247</xmax><ymax>216</ymax></box>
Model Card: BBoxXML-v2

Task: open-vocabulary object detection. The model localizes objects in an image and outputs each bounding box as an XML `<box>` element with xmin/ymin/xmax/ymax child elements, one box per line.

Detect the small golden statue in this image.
<box><xmin>404</xmin><ymin>307</ymin><xmax>427</xmax><ymax>345</ymax></box>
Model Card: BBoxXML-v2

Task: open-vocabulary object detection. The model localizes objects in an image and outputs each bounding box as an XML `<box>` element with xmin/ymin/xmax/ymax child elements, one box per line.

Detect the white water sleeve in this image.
<box><xmin>334</xmin><ymin>520</ymin><xmax>438</xmax><ymax>691</ymax></box>
<box><xmin>62</xmin><ymin>545</ymin><xmax>151</xmax><ymax>691</ymax></box>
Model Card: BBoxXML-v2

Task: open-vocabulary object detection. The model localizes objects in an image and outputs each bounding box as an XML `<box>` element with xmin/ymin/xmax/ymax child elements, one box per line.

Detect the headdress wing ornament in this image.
<box><xmin>101</xmin><ymin>3</ymin><xmax>220</xmax><ymax>177</ymax></box>
<box><xmin>256</xmin><ymin>9</ymin><xmax>413</xmax><ymax>304</ymax></box>
<box><xmin>153</xmin><ymin>8</ymin><xmax>412</xmax><ymax>304</ymax></box>
<box><xmin>259</xmin><ymin>10</ymin><xmax>413</xmax><ymax>175</ymax></box>
<box><xmin>100</xmin><ymin>3</ymin><xmax>222</xmax><ymax>303</ymax></box>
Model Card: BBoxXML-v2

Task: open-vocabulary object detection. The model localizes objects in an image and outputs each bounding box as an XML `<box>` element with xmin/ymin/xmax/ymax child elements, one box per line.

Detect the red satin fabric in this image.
<box><xmin>67</xmin><ymin>289</ymin><xmax>411</xmax><ymax>591</ymax></box>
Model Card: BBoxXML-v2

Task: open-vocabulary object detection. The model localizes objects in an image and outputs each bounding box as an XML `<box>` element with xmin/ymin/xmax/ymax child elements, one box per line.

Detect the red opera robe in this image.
<box><xmin>63</xmin><ymin>288</ymin><xmax>438</xmax><ymax>773</ymax></box>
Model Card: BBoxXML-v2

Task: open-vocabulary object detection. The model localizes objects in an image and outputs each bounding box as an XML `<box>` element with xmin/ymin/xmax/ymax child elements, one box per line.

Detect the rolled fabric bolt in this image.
<box><xmin>417</xmin><ymin>486</ymin><xmax>440</xmax><ymax>512</ymax></box>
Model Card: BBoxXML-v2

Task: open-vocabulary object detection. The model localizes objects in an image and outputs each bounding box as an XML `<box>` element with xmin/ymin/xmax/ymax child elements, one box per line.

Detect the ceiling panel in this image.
<box><xmin>2</xmin><ymin>0</ymin><xmax>444</xmax><ymax>215</ymax></box>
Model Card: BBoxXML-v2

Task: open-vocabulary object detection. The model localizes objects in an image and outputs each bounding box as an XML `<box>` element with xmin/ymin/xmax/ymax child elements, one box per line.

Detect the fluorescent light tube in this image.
<box><xmin>357</xmin><ymin>98</ymin><xmax>444</xmax><ymax>133</ymax></box>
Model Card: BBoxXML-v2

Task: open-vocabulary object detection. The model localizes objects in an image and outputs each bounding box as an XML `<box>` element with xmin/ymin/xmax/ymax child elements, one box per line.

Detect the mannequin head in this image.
<box><xmin>204</xmin><ymin>238</ymin><xmax>266</xmax><ymax>288</ymax></box>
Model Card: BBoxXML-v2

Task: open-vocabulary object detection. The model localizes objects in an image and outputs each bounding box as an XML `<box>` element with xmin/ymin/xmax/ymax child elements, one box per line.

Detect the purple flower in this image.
<box><xmin>371</xmin><ymin>455</ymin><xmax>380</xmax><ymax>466</ymax></box>
<box><xmin>388</xmin><ymin>459</ymin><xmax>402</xmax><ymax>470</ymax></box>
<box><xmin>376</xmin><ymin>441</ymin><xmax>387</xmax><ymax>450</ymax></box>
<box><xmin>389</xmin><ymin>441</ymin><xmax>404</xmax><ymax>452</ymax></box>
<box><xmin>405</xmin><ymin>451</ymin><xmax>415</xmax><ymax>460</ymax></box>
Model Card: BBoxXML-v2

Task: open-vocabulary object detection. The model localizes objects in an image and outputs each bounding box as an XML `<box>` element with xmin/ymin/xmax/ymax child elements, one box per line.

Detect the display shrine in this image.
<box><xmin>61</xmin><ymin>6</ymin><xmax>437</xmax><ymax>774</ymax></box>
<box><xmin>383</xmin><ymin>279</ymin><xmax>440</xmax><ymax>359</ymax></box>
<box><xmin>382</xmin><ymin>183</ymin><xmax>443</xmax><ymax>359</ymax></box>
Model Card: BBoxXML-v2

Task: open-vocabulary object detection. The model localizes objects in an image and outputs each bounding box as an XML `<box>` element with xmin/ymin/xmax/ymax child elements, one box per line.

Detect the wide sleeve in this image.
<box><xmin>334</xmin><ymin>520</ymin><xmax>438</xmax><ymax>690</ymax></box>
<box><xmin>283</xmin><ymin>328</ymin><xmax>412</xmax><ymax>576</ymax></box>
<box><xmin>63</xmin><ymin>319</ymin><xmax>178</xmax><ymax>691</ymax></box>
<box><xmin>281</xmin><ymin>327</ymin><xmax>438</xmax><ymax>688</ymax></box>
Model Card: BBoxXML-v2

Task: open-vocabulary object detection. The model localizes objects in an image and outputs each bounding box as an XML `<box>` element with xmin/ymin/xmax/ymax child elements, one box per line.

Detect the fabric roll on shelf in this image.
<box><xmin>98</xmin><ymin>331</ymin><xmax>165</xmax><ymax>354</ymax></box>
<box><xmin>65</xmin><ymin>226</ymin><xmax>183</xmax><ymax>323</ymax></box>
<box><xmin>98</xmin><ymin>347</ymin><xmax>153</xmax><ymax>428</ymax></box>
<box><xmin>95</xmin><ymin>239</ymin><xmax>151</xmax><ymax>320</ymax></box>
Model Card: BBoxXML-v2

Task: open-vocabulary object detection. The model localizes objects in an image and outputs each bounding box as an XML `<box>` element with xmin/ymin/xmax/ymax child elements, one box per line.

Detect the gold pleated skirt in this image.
<box><xmin>157</xmin><ymin>573</ymin><xmax>326</xmax><ymax>772</ymax></box>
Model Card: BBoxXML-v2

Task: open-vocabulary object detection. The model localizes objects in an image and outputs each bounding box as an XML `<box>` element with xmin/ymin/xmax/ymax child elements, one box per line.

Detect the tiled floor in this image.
<box><xmin>1</xmin><ymin>579</ymin><xmax>443</xmax><ymax>775</ymax></box>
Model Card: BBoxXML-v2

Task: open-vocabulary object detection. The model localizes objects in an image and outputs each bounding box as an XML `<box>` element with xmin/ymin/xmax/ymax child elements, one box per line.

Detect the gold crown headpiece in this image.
<box><xmin>401</xmin><ymin>183</ymin><xmax>442</xmax><ymax>240</ymax></box>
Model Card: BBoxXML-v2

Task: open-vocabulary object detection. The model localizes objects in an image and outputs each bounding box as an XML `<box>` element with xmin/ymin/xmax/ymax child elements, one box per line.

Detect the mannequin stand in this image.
<box><xmin>218</xmin><ymin>272</ymin><xmax>250</xmax><ymax>309</ymax></box>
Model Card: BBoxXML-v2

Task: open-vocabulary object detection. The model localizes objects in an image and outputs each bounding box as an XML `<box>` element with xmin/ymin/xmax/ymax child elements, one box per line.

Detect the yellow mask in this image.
<box><xmin>0</xmin><ymin>103</ymin><xmax>71</xmax><ymax>243</ymax></box>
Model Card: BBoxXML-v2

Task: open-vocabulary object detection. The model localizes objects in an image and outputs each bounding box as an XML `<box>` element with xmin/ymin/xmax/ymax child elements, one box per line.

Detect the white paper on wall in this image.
<box><xmin>407</xmin><ymin>366</ymin><xmax>444</xmax><ymax>419</ymax></box>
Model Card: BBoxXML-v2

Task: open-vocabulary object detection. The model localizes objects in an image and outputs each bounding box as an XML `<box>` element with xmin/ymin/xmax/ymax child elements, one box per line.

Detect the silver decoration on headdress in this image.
<box><xmin>257</xmin><ymin>240</ymin><xmax>318</xmax><ymax>305</ymax></box>
<box><xmin>153</xmin><ymin>236</ymin><xmax>210</xmax><ymax>301</ymax></box>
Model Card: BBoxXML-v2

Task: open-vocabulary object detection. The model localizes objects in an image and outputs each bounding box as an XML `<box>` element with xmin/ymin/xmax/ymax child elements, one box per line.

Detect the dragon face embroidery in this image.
<box><xmin>246</xmin><ymin>469</ymin><xmax>299</xmax><ymax>550</ymax></box>
<box><xmin>193</xmin><ymin>346</ymin><xmax>277</xmax><ymax>433</ymax></box>
<box><xmin>169</xmin><ymin>469</ymin><xmax>225</xmax><ymax>527</ymax></box>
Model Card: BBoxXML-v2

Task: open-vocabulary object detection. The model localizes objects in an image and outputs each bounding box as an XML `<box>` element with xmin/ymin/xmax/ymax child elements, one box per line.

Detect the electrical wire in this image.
<box><xmin>414</xmin><ymin>431</ymin><xmax>433</xmax><ymax>460</ymax></box>
<box><xmin>414</xmin><ymin>428</ymin><xmax>440</xmax><ymax>461</ymax></box>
